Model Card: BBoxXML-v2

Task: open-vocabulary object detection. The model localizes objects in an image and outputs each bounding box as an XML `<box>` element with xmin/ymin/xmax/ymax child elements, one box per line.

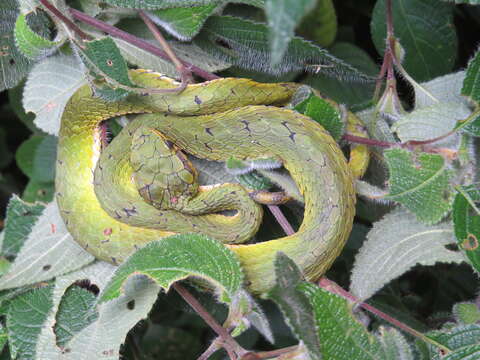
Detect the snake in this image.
<box><xmin>55</xmin><ymin>70</ymin><xmax>359</xmax><ymax>294</ymax></box>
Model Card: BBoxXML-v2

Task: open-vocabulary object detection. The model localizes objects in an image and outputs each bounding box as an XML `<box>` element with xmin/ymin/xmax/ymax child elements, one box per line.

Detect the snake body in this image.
<box><xmin>56</xmin><ymin>70</ymin><xmax>356</xmax><ymax>293</ymax></box>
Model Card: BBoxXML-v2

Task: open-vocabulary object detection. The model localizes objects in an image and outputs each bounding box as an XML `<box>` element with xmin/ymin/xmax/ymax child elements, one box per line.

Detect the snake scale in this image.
<box><xmin>55</xmin><ymin>70</ymin><xmax>356</xmax><ymax>294</ymax></box>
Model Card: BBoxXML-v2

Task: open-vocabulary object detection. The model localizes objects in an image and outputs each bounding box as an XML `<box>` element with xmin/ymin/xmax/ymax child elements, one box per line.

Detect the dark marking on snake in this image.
<box><xmin>164</xmin><ymin>139</ymin><xmax>174</xmax><ymax>149</ymax></box>
<box><xmin>113</xmin><ymin>210</ymin><xmax>122</xmax><ymax>219</ymax></box>
<box><xmin>205</xmin><ymin>127</ymin><xmax>214</xmax><ymax>136</ymax></box>
<box><xmin>204</xmin><ymin>142</ymin><xmax>212</xmax><ymax>151</ymax></box>
<box><xmin>241</xmin><ymin>120</ymin><xmax>251</xmax><ymax>132</ymax></box>
<box><xmin>111</xmin><ymin>257</ymin><xmax>118</xmax><ymax>265</ymax></box>
<box><xmin>101</xmin><ymin>239</ymin><xmax>110</xmax><ymax>244</ymax></box>
<box><xmin>194</xmin><ymin>95</ymin><xmax>202</xmax><ymax>105</ymax></box>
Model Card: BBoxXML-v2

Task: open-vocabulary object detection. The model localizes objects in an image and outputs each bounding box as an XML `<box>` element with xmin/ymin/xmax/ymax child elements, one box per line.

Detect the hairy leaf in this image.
<box><xmin>371</xmin><ymin>0</ymin><xmax>457</xmax><ymax>82</ymax></box>
<box><xmin>147</xmin><ymin>4</ymin><xmax>219</xmax><ymax>40</ymax></box>
<box><xmin>23</xmin><ymin>54</ymin><xmax>87</xmax><ymax>135</ymax></box>
<box><xmin>350</xmin><ymin>208</ymin><xmax>464</xmax><ymax>300</ymax></box>
<box><xmin>297</xmin><ymin>0</ymin><xmax>337</xmax><ymax>48</ymax></box>
<box><xmin>462</xmin><ymin>48</ymin><xmax>480</xmax><ymax>105</ymax></box>
<box><xmin>415</xmin><ymin>71</ymin><xmax>467</xmax><ymax>109</ymax></box>
<box><xmin>0</xmin><ymin>201</ymin><xmax>94</xmax><ymax>290</ymax></box>
<box><xmin>101</xmin><ymin>233</ymin><xmax>243</xmax><ymax>302</ymax></box>
<box><xmin>385</xmin><ymin>149</ymin><xmax>453</xmax><ymax>224</ymax></box>
<box><xmin>265</xmin><ymin>0</ymin><xmax>317</xmax><ymax>67</ymax></box>
<box><xmin>453</xmin><ymin>302</ymin><xmax>480</xmax><ymax>325</ymax></box>
<box><xmin>22</xmin><ymin>180</ymin><xmax>54</xmax><ymax>203</ymax></box>
<box><xmin>7</xmin><ymin>285</ymin><xmax>54</xmax><ymax>360</ymax></box>
<box><xmin>101</xmin><ymin>0</ymin><xmax>219</xmax><ymax>10</ymax></box>
<box><xmin>195</xmin><ymin>15</ymin><xmax>373</xmax><ymax>79</ymax></box>
<box><xmin>427</xmin><ymin>324</ymin><xmax>480</xmax><ymax>360</ymax></box>
<box><xmin>300</xmin><ymin>282</ymin><xmax>387</xmax><ymax>359</ymax></box>
<box><xmin>453</xmin><ymin>185</ymin><xmax>480</xmax><ymax>273</ymax></box>
<box><xmin>268</xmin><ymin>253</ymin><xmax>321</xmax><ymax>360</ymax></box>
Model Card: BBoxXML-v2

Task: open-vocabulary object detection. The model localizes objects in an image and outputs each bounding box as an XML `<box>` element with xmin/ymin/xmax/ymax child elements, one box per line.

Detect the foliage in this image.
<box><xmin>0</xmin><ymin>0</ymin><xmax>479</xmax><ymax>359</ymax></box>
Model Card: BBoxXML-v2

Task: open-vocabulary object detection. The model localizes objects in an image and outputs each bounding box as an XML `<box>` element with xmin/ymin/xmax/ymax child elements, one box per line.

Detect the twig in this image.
<box><xmin>138</xmin><ymin>10</ymin><xmax>193</xmax><ymax>88</ymax></box>
<box><xmin>197</xmin><ymin>338</ymin><xmax>222</xmax><ymax>360</ymax></box>
<box><xmin>173</xmin><ymin>283</ymin><xmax>246</xmax><ymax>358</ymax></box>
<box><xmin>254</xmin><ymin>345</ymin><xmax>300</xmax><ymax>359</ymax></box>
<box><xmin>69</xmin><ymin>8</ymin><xmax>220</xmax><ymax>81</ymax></box>
<box><xmin>318</xmin><ymin>278</ymin><xmax>451</xmax><ymax>354</ymax></box>
<box><xmin>39</xmin><ymin>0</ymin><xmax>91</xmax><ymax>41</ymax></box>
<box><xmin>267</xmin><ymin>205</ymin><xmax>295</xmax><ymax>236</ymax></box>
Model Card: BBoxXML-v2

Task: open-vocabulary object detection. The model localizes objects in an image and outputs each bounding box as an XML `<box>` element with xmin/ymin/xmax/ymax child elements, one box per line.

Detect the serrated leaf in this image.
<box><xmin>377</xmin><ymin>327</ymin><xmax>414</xmax><ymax>360</ymax></box>
<box><xmin>453</xmin><ymin>302</ymin><xmax>480</xmax><ymax>325</ymax></box>
<box><xmin>7</xmin><ymin>285</ymin><xmax>54</xmax><ymax>360</ymax></box>
<box><xmin>268</xmin><ymin>253</ymin><xmax>321</xmax><ymax>360</ymax></box>
<box><xmin>415</xmin><ymin>71</ymin><xmax>467</xmax><ymax>109</ymax></box>
<box><xmin>195</xmin><ymin>15</ymin><xmax>373</xmax><ymax>79</ymax></box>
<box><xmin>453</xmin><ymin>185</ymin><xmax>480</xmax><ymax>272</ymax></box>
<box><xmin>0</xmin><ymin>0</ymin><xmax>32</xmax><ymax>91</ymax></box>
<box><xmin>385</xmin><ymin>149</ymin><xmax>453</xmax><ymax>224</ymax></box>
<box><xmin>462</xmin><ymin>48</ymin><xmax>480</xmax><ymax>105</ymax></box>
<box><xmin>14</xmin><ymin>13</ymin><xmax>61</xmax><ymax>60</ymax></box>
<box><xmin>426</xmin><ymin>324</ymin><xmax>480</xmax><ymax>360</ymax></box>
<box><xmin>294</xmin><ymin>94</ymin><xmax>344</xmax><ymax>141</ymax></box>
<box><xmin>299</xmin><ymin>282</ymin><xmax>386</xmax><ymax>359</ymax></box>
<box><xmin>0</xmin><ymin>201</ymin><xmax>94</xmax><ymax>290</ymax></box>
<box><xmin>101</xmin><ymin>233</ymin><xmax>243</xmax><ymax>302</ymax></box>
<box><xmin>23</xmin><ymin>54</ymin><xmax>87</xmax><ymax>136</ymax></box>
<box><xmin>393</xmin><ymin>102</ymin><xmax>471</xmax><ymax>146</ymax></box>
<box><xmin>350</xmin><ymin>208</ymin><xmax>464</xmax><ymax>300</ymax></box>
<box><xmin>265</xmin><ymin>0</ymin><xmax>317</xmax><ymax>67</ymax></box>
<box><xmin>22</xmin><ymin>180</ymin><xmax>54</xmax><ymax>203</ymax></box>
<box><xmin>2</xmin><ymin>195</ymin><xmax>45</xmax><ymax>259</ymax></box>
<box><xmin>371</xmin><ymin>0</ymin><xmax>457</xmax><ymax>82</ymax></box>
<box><xmin>148</xmin><ymin>4</ymin><xmax>219</xmax><ymax>41</ymax></box>
<box><xmin>304</xmin><ymin>42</ymin><xmax>378</xmax><ymax>109</ymax></box>
<box><xmin>54</xmin><ymin>286</ymin><xmax>98</xmax><ymax>347</ymax></box>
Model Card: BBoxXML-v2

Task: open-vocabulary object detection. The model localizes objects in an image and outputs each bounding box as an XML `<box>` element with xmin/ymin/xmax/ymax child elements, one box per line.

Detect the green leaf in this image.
<box><xmin>268</xmin><ymin>253</ymin><xmax>321</xmax><ymax>360</ymax></box>
<box><xmin>148</xmin><ymin>4</ymin><xmax>219</xmax><ymax>40</ymax></box>
<box><xmin>14</xmin><ymin>13</ymin><xmax>60</xmax><ymax>60</ymax></box>
<box><xmin>299</xmin><ymin>282</ymin><xmax>386</xmax><ymax>359</ymax></box>
<box><xmin>6</xmin><ymin>285</ymin><xmax>54</xmax><ymax>360</ymax></box>
<box><xmin>0</xmin><ymin>0</ymin><xmax>31</xmax><ymax>91</ymax></box>
<box><xmin>297</xmin><ymin>0</ymin><xmax>337</xmax><ymax>48</ymax></box>
<box><xmin>0</xmin><ymin>201</ymin><xmax>94</xmax><ymax>290</ymax></box>
<box><xmin>2</xmin><ymin>195</ymin><xmax>45</xmax><ymax>259</ymax></box>
<box><xmin>54</xmin><ymin>286</ymin><xmax>98</xmax><ymax>347</ymax></box>
<box><xmin>100</xmin><ymin>233</ymin><xmax>243</xmax><ymax>302</ymax></box>
<box><xmin>16</xmin><ymin>135</ymin><xmax>42</xmax><ymax>178</ymax></box>
<box><xmin>384</xmin><ymin>149</ymin><xmax>453</xmax><ymax>224</ymax></box>
<box><xmin>303</xmin><ymin>42</ymin><xmax>378</xmax><ymax>109</ymax></box>
<box><xmin>426</xmin><ymin>324</ymin><xmax>480</xmax><ymax>360</ymax></box>
<box><xmin>461</xmin><ymin>48</ymin><xmax>480</xmax><ymax>105</ymax></box>
<box><xmin>196</xmin><ymin>15</ymin><xmax>373</xmax><ymax>79</ymax></box>
<box><xmin>15</xmin><ymin>135</ymin><xmax>57</xmax><ymax>182</ymax></box>
<box><xmin>294</xmin><ymin>94</ymin><xmax>344</xmax><ymax>141</ymax></box>
<box><xmin>371</xmin><ymin>0</ymin><xmax>457</xmax><ymax>82</ymax></box>
<box><xmin>377</xmin><ymin>327</ymin><xmax>414</xmax><ymax>360</ymax></box>
<box><xmin>453</xmin><ymin>302</ymin><xmax>480</xmax><ymax>325</ymax></box>
<box><xmin>265</xmin><ymin>0</ymin><xmax>317</xmax><ymax>67</ymax></box>
<box><xmin>0</xmin><ymin>325</ymin><xmax>8</xmax><ymax>355</ymax></box>
<box><xmin>415</xmin><ymin>71</ymin><xmax>467</xmax><ymax>109</ymax></box>
<box><xmin>453</xmin><ymin>185</ymin><xmax>480</xmax><ymax>272</ymax></box>
<box><xmin>8</xmin><ymin>80</ymin><xmax>37</xmax><ymax>133</ymax></box>
<box><xmin>350</xmin><ymin>208</ymin><xmax>463</xmax><ymax>300</ymax></box>
<box><xmin>101</xmin><ymin>0</ymin><xmax>219</xmax><ymax>10</ymax></box>
<box><xmin>22</xmin><ymin>180</ymin><xmax>54</xmax><ymax>203</ymax></box>
<box><xmin>23</xmin><ymin>54</ymin><xmax>87</xmax><ymax>135</ymax></box>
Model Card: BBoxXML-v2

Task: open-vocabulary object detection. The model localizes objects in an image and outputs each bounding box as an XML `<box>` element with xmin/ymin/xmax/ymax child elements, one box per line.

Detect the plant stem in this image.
<box><xmin>318</xmin><ymin>278</ymin><xmax>451</xmax><ymax>354</ymax></box>
<box><xmin>267</xmin><ymin>205</ymin><xmax>295</xmax><ymax>236</ymax></box>
<box><xmin>138</xmin><ymin>10</ymin><xmax>193</xmax><ymax>87</ymax></box>
<box><xmin>69</xmin><ymin>8</ymin><xmax>220</xmax><ymax>81</ymax></box>
<box><xmin>39</xmin><ymin>0</ymin><xmax>91</xmax><ymax>41</ymax></box>
<box><xmin>173</xmin><ymin>283</ymin><xmax>246</xmax><ymax>358</ymax></box>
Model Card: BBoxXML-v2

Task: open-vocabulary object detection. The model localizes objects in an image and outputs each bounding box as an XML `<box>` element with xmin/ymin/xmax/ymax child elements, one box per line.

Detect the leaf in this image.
<box><xmin>299</xmin><ymin>282</ymin><xmax>387</xmax><ymax>359</ymax></box>
<box><xmin>0</xmin><ymin>201</ymin><xmax>94</xmax><ymax>290</ymax></box>
<box><xmin>377</xmin><ymin>327</ymin><xmax>414</xmax><ymax>360</ymax></box>
<box><xmin>14</xmin><ymin>13</ymin><xmax>61</xmax><ymax>60</ymax></box>
<box><xmin>101</xmin><ymin>0</ymin><xmax>219</xmax><ymax>10</ymax></box>
<box><xmin>384</xmin><ymin>149</ymin><xmax>453</xmax><ymax>224</ymax></box>
<box><xmin>294</xmin><ymin>94</ymin><xmax>344</xmax><ymax>141</ymax></box>
<box><xmin>415</xmin><ymin>71</ymin><xmax>467</xmax><ymax>109</ymax></box>
<box><xmin>303</xmin><ymin>42</ymin><xmax>378</xmax><ymax>109</ymax></box>
<box><xmin>101</xmin><ymin>233</ymin><xmax>243</xmax><ymax>302</ymax></box>
<box><xmin>22</xmin><ymin>180</ymin><xmax>55</xmax><ymax>203</ymax></box>
<box><xmin>147</xmin><ymin>4</ymin><xmax>219</xmax><ymax>41</ymax></box>
<box><xmin>267</xmin><ymin>253</ymin><xmax>321</xmax><ymax>360</ymax></box>
<box><xmin>6</xmin><ymin>285</ymin><xmax>54</xmax><ymax>360</ymax></box>
<box><xmin>15</xmin><ymin>135</ymin><xmax>42</xmax><ymax>178</ymax></box>
<box><xmin>15</xmin><ymin>135</ymin><xmax>57</xmax><ymax>182</ymax></box>
<box><xmin>393</xmin><ymin>102</ymin><xmax>471</xmax><ymax>146</ymax></box>
<box><xmin>297</xmin><ymin>0</ymin><xmax>337</xmax><ymax>48</ymax></box>
<box><xmin>0</xmin><ymin>0</ymin><xmax>31</xmax><ymax>91</ymax></box>
<box><xmin>426</xmin><ymin>324</ymin><xmax>480</xmax><ymax>360</ymax></box>
<box><xmin>453</xmin><ymin>302</ymin><xmax>480</xmax><ymax>325</ymax></box>
<box><xmin>23</xmin><ymin>54</ymin><xmax>87</xmax><ymax>136</ymax></box>
<box><xmin>350</xmin><ymin>208</ymin><xmax>464</xmax><ymax>300</ymax></box>
<box><xmin>54</xmin><ymin>286</ymin><xmax>98</xmax><ymax>347</ymax></box>
<box><xmin>371</xmin><ymin>0</ymin><xmax>457</xmax><ymax>82</ymax></box>
<box><xmin>0</xmin><ymin>325</ymin><xmax>7</xmax><ymax>354</ymax></box>
<box><xmin>440</xmin><ymin>0</ymin><xmax>480</xmax><ymax>3</ymax></box>
<box><xmin>195</xmin><ymin>15</ymin><xmax>373</xmax><ymax>79</ymax></box>
<box><xmin>265</xmin><ymin>0</ymin><xmax>317</xmax><ymax>67</ymax></box>
<box><xmin>2</xmin><ymin>195</ymin><xmax>45</xmax><ymax>259</ymax></box>
<box><xmin>462</xmin><ymin>48</ymin><xmax>480</xmax><ymax>105</ymax></box>
<box><xmin>452</xmin><ymin>185</ymin><xmax>480</xmax><ymax>272</ymax></box>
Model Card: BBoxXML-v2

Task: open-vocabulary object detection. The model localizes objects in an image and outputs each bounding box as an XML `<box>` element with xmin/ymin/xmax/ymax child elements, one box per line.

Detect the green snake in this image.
<box><xmin>56</xmin><ymin>70</ymin><xmax>357</xmax><ymax>294</ymax></box>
